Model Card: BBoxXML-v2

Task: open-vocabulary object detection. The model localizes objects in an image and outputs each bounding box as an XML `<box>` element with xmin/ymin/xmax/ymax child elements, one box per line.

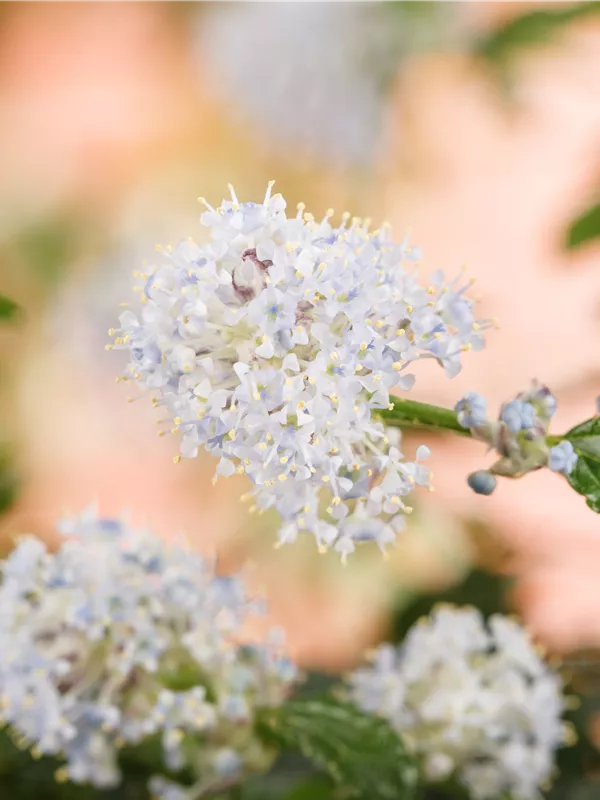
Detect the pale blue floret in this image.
<box><xmin>535</xmin><ymin>386</ymin><xmax>557</xmax><ymax>419</ymax></box>
<box><xmin>500</xmin><ymin>399</ymin><xmax>535</xmax><ymax>433</ymax></box>
<box><xmin>214</xmin><ymin>748</ymin><xmax>242</xmax><ymax>777</ymax></box>
<box><xmin>455</xmin><ymin>392</ymin><xmax>488</xmax><ymax>429</ymax></box>
<box><xmin>548</xmin><ymin>441</ymin><xmax>578</xmax><ymax>475</ymax></box>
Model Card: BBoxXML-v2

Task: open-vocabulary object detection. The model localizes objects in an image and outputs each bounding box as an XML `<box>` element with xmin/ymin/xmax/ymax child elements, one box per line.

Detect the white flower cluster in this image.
<box><xmin>198</xmin><ymin>3</ymin><xmax>466</xmax><ymax>166</ymax></box>
<box><xmin>0</xmin><ymin>508</ymin><xmax>297</xmax><ymax>797</ymax></box>
<box><xmin>111</xmin><ymin>185</ymin><xmax>488</xmax><ymax>559</ymax></box>
<box><xmin>348</xmin><ymin>606</ymin><xmax>566</xmax><ymax>800</ymax></box>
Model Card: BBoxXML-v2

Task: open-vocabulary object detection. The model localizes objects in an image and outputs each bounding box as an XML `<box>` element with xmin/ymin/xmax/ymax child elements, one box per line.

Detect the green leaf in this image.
<box><xmin>242</xmin><ymin>773</ymin><xmax>333</xmax><ymax>800</ymax></box>
<box><xmin>230</xmin><ymin>753</ymin><xmax>331</xmax><ymax>800</ymax></box>
<box><xmin>566</xmin><ymin>416</ymin><xmax>600</xmax><ymax>462</ymax></box>
<box><xmin>257</xmin><ymin>698</ymin><xmax>418</xmax><ymax>800</ymax></box>
<box><xmin>477</xmin><ymin>2</ymin><xmax>600</xmax><ymax>67</ymax></box>
<box><xmin>279</xmin><ymin>775</ymin><xmax>334</xmax><ymax>800</ymax></box>
<box><xmin>566</xmin><ymin>201</ymin><xmax>600</xmax><ymax>250</ymax></box>
<box><xmin>0</xmin><ymin>295</ymin><xmax>19</xmax><ymax>322</ymax></box>
<box><xmin>564</xmin><ymin>417</ymin><xmax>600</xmax><ymax>513</ymax></box>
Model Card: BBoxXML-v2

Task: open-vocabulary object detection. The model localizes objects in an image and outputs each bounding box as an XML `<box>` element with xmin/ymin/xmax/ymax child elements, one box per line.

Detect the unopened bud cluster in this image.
<box><xmin>348</xmin><ymin>605</ymin><xmax>567</xmax><ymax>800</ymax></box>
<box><xmin>455</xmin><ymin>382</ymin><xmax>577</xmax><ymax>494</ymax></box>
<box><xmin>0</xmin><ymin>509</ymin><xmax>297</xmax><ymax>797</ymax></box>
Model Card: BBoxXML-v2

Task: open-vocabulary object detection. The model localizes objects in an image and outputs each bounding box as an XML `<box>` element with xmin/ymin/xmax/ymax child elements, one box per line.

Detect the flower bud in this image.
<box><xmin>467</xmin><ymin>470</ymin><xmax>497</xmax><ymax>496</ymax></box>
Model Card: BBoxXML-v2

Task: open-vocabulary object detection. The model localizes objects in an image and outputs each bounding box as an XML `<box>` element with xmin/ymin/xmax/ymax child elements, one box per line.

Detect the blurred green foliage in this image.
<box><xmin>547</xmin><ymin>651</ymin><xmax>600</xmax><ymax>799</ymax></box>
<box><xmin>0</xmin><ymin>729</ymin><xmax>150</xmax><ymax>800</ymax></box>
<box><xmin>0</xmin><ymin>697</ymin><xmax>419</xmax><ymax>800</ymax></box>
<box><xmin>0</xmin><ymin>295</ymin><xmax>19</xmax><ymax>523</ymax></box>
<box><xmin>391</xmin><ymin>566</ymin><xmax>512</xmax><ymax>644</ymax></box>
<box><xmin>565</xmin><ymin>201</ymin><xmax>600</xmax><ymax>250</ymax></box>
<box><xmin>10</xmin><ymin>219</ymin><xmax>79</xmax><ymax>285</ymax></box>
<box><xmin>233</xmin><ymin>767</ymin><xmax>334</xmax><ymax>800</ymax></box>
<box><xmin>474</xmin><ymin>3</ymin><xmax>600</xmax><ymax>256</ymax></box>
<box><xmin>0</xmin><ymin>447</ymin><xmax>17</xmax><ymax>521</ymax></box>
<box><xmin>0</xmin><ymin>295</ymin><xmax>19</xmax><ymax>321</ymax></box>
<box><xmin>386</xmin><ymin>1</ymin><xmax>449</xmax><ymax>24</ymax></box>
<box><xmin>477</xmin><ymin>2</ymin><xmax>600</xmax><ymax>72</ymax></box>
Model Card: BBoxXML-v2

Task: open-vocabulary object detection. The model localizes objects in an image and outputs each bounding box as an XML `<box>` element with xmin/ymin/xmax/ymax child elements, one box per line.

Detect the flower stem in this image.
<box><xmin>380</xmin><ymin>398</ymin><xmax>565</xmax><ymax>446</ymax></box>
<box><xmin>379</xmin><ymin>398</ymin><xmax>472</xmax><ymax>437</ymax></box>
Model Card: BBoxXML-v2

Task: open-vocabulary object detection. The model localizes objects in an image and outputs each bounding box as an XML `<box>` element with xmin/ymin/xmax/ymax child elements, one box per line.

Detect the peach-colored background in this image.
<box><xmin>1</xmin><ymin>2</ymin><xmax>599</xmax><ymax>668</ymax></box>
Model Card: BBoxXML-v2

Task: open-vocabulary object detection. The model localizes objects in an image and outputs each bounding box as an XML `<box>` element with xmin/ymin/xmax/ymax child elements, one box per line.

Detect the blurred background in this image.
<box><xmin>1</xmin><ymin>0</ymin><xmax>600</xmax><ymax>679</ymax></box>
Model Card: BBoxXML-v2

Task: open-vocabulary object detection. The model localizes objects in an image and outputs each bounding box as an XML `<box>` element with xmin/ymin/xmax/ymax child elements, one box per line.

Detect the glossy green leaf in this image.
<box><xmin>565</xmin><ymin>417</ymin><xmax>600</xmax><ymax>459</ymax></box>
<box><xmin>565</xmin><ymin>417</ymin><xmax>600</xmax><ymax>513</ymax></box>
<box><xmin>0</xmin><ymin>295</ymin><xmax>19</xmax><ymax>322</ymax></box>
<box><xmin>566</xmin><ymin>201</ymin><xmax>600</xmax><ymax>250</ymax></box>
<box><xmin>257</xmin><ymin>698</ymin><xmax>418</xmax><ymax>800</ymax></box>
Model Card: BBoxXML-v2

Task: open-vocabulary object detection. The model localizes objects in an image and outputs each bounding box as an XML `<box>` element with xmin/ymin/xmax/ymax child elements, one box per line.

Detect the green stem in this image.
<box><xmin>379</xmin><ymin>398</ymin><xmax>565</xmax><ymax>445</ymax></box>
<box><xmin>379</xmin><ymin>399</ymin><xmax>472</xmax><ymax>438</ymax></box>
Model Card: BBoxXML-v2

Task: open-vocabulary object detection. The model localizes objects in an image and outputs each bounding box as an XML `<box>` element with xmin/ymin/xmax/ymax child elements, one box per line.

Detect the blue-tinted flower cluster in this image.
<box><xmin>0</xmin><ymin>508</ymin><xmax>297</xmax><ymax>797</ymax></box>
<box><xmin>199</xmin><ymin>4</ymin><xmax>464</xmax><ymax>167</ymax></box>
<box><xmin>501</xmin><ymin>399</ymin><xmax>536</xmax><ymax>434</ymax></box>
<box><xmin>111</xmin><ymin>185</ymin><xmax>489</xmax><ymax>559</ymax></box>
<box><xmin>454</xmin><ymin>382</ymin><xmax>577</xmax><ymax>491</ymax></box>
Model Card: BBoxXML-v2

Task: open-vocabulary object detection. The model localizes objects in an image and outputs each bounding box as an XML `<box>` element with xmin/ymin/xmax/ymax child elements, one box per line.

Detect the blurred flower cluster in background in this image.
<box><xmin>2</xmin><ymin>5</ymin><xmax>600</xmax><ymax>792</ymax></box>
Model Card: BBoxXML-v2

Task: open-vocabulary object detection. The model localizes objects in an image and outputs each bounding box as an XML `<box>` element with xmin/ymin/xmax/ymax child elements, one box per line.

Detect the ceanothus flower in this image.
<box><xmin>0</xmin><ymin>508</ymin><xmax>297</xmax><ymax>797</ymax></box>
<box><xmin>456</xmin><ymin>381</ymin><xmax>577</xmax><ymax>487</ymax></box>
<box><xmin>548</xmin><ymin>441</ymin><xmax>577</xmax><ymax>476</ymax></box>
<box><xmin>110</xmin><ymin>185</ymin><xmax>488</xmax><ymax>559</ymax></box>
<box><xmin>197</xmin><ymin>3</ymin><xmax>466</xmax><ymax>167</ymax></box>
<box><xmin>348</xmin><ymin>606</ymin><xmax>567</xmax><ymax>800</ymax></box>
<box><xmin>455</xmin><ymin>391</ymin><xmax>487</xmax><ymax>429</ymax></box>
<box><xmin>500</xmin><ymin>399</ymin><xmax>536</xmax><ymax>434</ymax></box>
